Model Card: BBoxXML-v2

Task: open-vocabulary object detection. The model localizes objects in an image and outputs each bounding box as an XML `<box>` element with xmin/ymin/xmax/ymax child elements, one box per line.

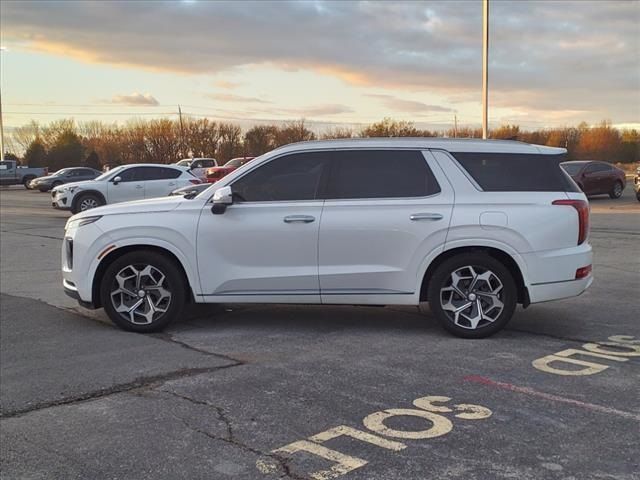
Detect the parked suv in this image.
<box><xmin>62</xmin><ymin>139</ymin><xmax>592</xmax><ymax>338</ymax></box>
<box><xmin>52</xmin><ymin>164</ymin><xmax>200</xmax><ymax>213</ymax></box>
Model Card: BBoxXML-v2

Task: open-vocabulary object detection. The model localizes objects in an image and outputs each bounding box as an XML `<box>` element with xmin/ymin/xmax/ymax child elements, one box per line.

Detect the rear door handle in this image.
<box><xmin>168</xmin><ymin>182</ymin><xmax>176</xmax><ymax>186</ymax></box>
<box><xmin>410</xmin><ymin>213</ymin><xmax>443</xmax><ymax>221</ymax></box>
<box><xmin>135</xmin><ymin>184</ymin><xmax>144</xmax><ymax>189</ymax></box>
<box><xmin>284</xmin><ymin>215</ymin><xmax>315</xmax><ymax>223</ymax></box>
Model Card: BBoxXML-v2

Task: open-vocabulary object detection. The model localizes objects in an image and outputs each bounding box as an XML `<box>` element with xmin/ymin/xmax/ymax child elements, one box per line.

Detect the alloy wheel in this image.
<box><xmin>110</xmin><ymin>264</ymin><xmax>172</xmax><ymax>325</ymax></box>
<box><xmin>440</xmin><ymin>265</ymin><xmax>504</xmax><ymax>330</ymax></box>
<box><xmin>80</xmin><ymin>198</ymin><xmax>99</xmax><ymax>211</ymax></box>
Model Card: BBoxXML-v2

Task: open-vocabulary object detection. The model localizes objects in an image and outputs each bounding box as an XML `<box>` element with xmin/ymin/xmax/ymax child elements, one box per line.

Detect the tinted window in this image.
<box><xmin>560</xmin><ymin>162</ymin><xmax>586</xmax><ymax>175</ymax></box>
<box><xmin>136</xmin><ymin>167</ymin><xmax>182</xmax><ymax>181</ymax></box>
<box><xmin>195</xmin><ymin>159</ymin><xmax>216</xmax><ymax>168</ymax></box>
<box><xmin>585</xmin><ymin>163</ymin><xmax>611</xmax><ymax>174</ymax></box>
<box><xmin>117</xmin><ymin>167</ymin><xmax>141</xmax><ymax>182</ymax></box>
<box><xmin>326</xmin><ymin>150</ymin><xmax>440</xmax><ymax>199</ymax></box>
<box><xmin>232</xmin><ymin>152</ymin><xmax>328</xmax><ymax>202</ymax></box>
<box><xmin>79</xmin><ymin>168</ymin><xmax>98</xmax><ymax>176</ymax></box>
<box><xmin>452</xmin><ymin>152</ymin><xmax>579</xmax><ymax>192</ymax></box>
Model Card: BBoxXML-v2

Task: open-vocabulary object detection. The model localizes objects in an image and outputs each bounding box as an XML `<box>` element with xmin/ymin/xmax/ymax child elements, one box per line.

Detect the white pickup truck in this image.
<box><xmin>0</xmin><ymin>160</ymin><xmax>48</xmax><ymax>188</ymax></box>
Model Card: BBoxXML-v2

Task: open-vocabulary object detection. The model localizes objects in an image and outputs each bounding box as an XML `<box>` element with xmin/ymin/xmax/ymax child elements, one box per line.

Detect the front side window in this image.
<box><xmin>326</xmin><ymin>150</ymin><xmax>440</xmax><ymax>199</ymax></box>
<box><xmin>232</xmin><ymin>152</ymin><xmax>329</xmax><ymax>202</ymax></box>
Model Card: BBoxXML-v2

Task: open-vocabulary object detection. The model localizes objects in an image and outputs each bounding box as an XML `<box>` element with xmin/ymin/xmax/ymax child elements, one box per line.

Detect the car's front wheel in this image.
<box><xmin>427</xmin><ymin>253</ymin><xmax>517</xmax><ymax>338</ymax></box>
<box><xmin>72</xmin><ymin>193</ymin><xmax>104</xmax><ymax>213</ymax></box>
<box><xmin>609</xmin><ymin>181</ymin><xmax>624</xmax><ymax>199</ymax></box>
<box><xmin>100</xmin><ymin>250</ymin><xmax>186</xmax><ymax>332</ymax></box>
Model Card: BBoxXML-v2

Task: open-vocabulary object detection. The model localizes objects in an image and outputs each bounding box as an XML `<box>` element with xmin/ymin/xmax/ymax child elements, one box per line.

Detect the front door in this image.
<box><xmin>196</xmin><ymin>152</ymin><xmax>330</xmax><ymax>301</ymax></box>
<box><xmin>318</xmin><ymin>150</ymin><xmax>453</xmax><ymax>303</ymax></box>
<box><xmin>107</xmin><ymin>166</ymin><xmax>145</xmax><ymax>203</ymax></box>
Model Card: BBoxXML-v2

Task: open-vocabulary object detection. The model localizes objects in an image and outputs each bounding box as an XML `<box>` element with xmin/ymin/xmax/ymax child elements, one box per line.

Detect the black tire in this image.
<box><xmin>51</xmin><ymin>181</ymin><xmax>62</xmax><ymax>190</ymax></box>
<box><xmin>427</xmin><ymin>253</ymin><xmax>517</xmax><ymax>338</ymax></box>
<box><xmin>23</xmin><ymin>176</ymin><xmax>36</xmax><ymax>189</ymax></box>
<box><xmin>38</xmin><ymin>187</ymin><xmax>49</xmax><ymax>193</ymax></box>
<box><xmin>71</xmin><ymin>192</ymin><xmax>104</xmax><ymax>214</ymax></box>
<box><xmin>636</xmin><ymin>190</ymin><xmax>640</xmax><ymax>202</ymax></box>
<box><xmin>100</xmin><ymin>250</ymin><xmax>187</xmax><ymax>333</ymax></box>
<box><xmin>609</xmin><ymin>181</ymin><xmax>623</xmax><ymax>199</ymax></box>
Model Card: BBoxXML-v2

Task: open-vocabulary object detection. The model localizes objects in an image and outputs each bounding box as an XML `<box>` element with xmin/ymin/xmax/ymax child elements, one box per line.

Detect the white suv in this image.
<box><xmin>52</xmin><ymin>164</ymin><xmax>200</xmax><ymax>213</ymax></box>
<box><xmin>61</xmin><ymin>139</ymin><xmax>592</xmax><ymax>338</ymax></box>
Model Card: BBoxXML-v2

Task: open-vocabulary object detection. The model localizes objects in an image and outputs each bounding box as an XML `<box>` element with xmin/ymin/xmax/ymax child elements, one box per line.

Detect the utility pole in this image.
<box><xmin>0</xmin><ymin>47</ymin><xmax>5</xmax><ymax>161</ymax></box>
<box><xmin>482</xmin><ymin>0</ymin><xmax>489</xmax><ymax>140</ymax></box>
<box><xmin>454</xmin><ymin>114</ymin><xmax>458</xmax><ymax>138</ymax></box>
<box><xmin>178</xmin><ymin>105</ymin><xmax>185</xmax><ymax>160</ymax></box>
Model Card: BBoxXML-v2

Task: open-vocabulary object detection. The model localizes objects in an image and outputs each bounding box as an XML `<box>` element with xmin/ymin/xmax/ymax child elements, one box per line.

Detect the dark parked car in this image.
<box><xmin>634</xmin><ymin>166</ymin><xmax>640</xmax><ymax>202</ymax></box>
<box><xmin>29</xmin><ymin>167</ymin><xmax>101</xmax><ymax>192</ymax></box>
<box><xmin>561</xmin><ymin>161</ymin><xmax>626</xmax><ymax>199</ymax></box>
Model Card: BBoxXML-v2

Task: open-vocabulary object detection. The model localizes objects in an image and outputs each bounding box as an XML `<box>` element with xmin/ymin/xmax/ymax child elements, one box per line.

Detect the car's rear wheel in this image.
<box><xmin>100</xmin><ymin>251</ymin><xmax>186</xmax><ymax>333</ymax></box>
<box><xmin>427</xmin><ymin>253</ymin><xmax>517</xmax><ymax>338</ymax></box>
<box><xmin>609</xmin><ymin>181</ymin><xmax>623</xmax><ymax>199</ymax></box>
<box><xmin>72</xmin><ymin>193</ymin><xmax>104</xmax><ymax>213</ymax></box>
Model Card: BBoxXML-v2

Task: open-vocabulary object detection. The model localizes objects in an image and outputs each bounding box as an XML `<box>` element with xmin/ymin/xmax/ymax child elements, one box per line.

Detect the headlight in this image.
<box><xmin>65</xmin><ymin>215</ymin><xmax>102</xmax><ymax>230</ymax></box>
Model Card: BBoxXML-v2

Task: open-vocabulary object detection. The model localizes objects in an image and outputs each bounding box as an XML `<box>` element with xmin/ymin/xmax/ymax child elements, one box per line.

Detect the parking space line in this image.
<box><xmin>464</xmin><ymin>375</ymin><xmax>640</xmax><ymax>421</ymax></box>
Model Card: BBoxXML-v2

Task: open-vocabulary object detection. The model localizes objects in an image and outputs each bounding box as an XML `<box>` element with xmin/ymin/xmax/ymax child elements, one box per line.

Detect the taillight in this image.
<box><xmin>575</xmin><ymin>265</ymin><xmax>592</xmax><ymax>279</ymax></box>
<box><xmin>552</xmin><ymin>199</ymin><xmax>589</xmax><ymax>245</ymax></box>
<box><xmin>189</xmin><ymin>179</ymin><xmax>201</xmax><ymax>185</ymax></box>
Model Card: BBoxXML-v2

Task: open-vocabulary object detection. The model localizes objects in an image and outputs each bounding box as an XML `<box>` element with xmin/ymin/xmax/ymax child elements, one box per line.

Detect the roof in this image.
<box><xmin>271</xmin><ymin>137</ymin><xmax>566</xmax><ymax>155</ymax></box>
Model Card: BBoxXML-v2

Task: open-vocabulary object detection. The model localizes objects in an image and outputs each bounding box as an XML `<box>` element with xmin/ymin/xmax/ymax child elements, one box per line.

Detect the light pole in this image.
<box><xmin>0</xmin><ymin>46</ymin><xmax>5</xmax><ymax>161</ymax></box>
<box><xmin>482</xmin><ymin>0</ymin><xmax>489</xmax><ymax>139</ymax></box>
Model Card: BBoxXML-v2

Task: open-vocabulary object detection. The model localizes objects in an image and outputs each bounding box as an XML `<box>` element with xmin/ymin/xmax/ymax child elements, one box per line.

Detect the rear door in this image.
<box><xmin>582</xmin><ymin>163</ymin><xmax>610</xmax><ymax>194</ymax></box>
<box><xmin>318</xmin><ymin>149</ymin><xmax>452</xmax><ymax>303</ymax></box>
<box><xmin>140</xmin><ymin>167</ymin><xmax>183</xmax><ymax>199</ymax></box>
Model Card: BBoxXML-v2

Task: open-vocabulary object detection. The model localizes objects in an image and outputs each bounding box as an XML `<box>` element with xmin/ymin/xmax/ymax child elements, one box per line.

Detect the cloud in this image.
<box><xmin>207</xmin><ymin>93</ymin><xmax>270</xmax><ymax>103</ymax></box>
<box><xmin>2</xmin><ymin>1</ymin><xmax>639</xmax><ymax>123</ymax></box>
<box><xmin>213</xmin><ymin>80</ymin><xmax>241</xmax><ymax>89</ymax></box>
<box><xmin>108</xmin><ymin>93</ymin><xmax>159</xmax><ymax>106</ymax></box>
<box><xmin>279</xmin><ymin>104</ymin><xmax>354</xmax><ymax>116</ymax></box>
<box><xmin>366</xmin><ymin>94</ymin><xmax>453</xmax><ymax>114</ymax></box>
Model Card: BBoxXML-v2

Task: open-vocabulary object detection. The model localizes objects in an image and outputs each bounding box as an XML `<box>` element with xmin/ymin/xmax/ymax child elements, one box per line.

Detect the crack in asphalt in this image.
<box><xmin>150</xmin><ymin>332</ymin><xmax>245</xmax><ymax>366</ymax></box>
<box><xmin>161</xmin><ymin>389</ymin><xmax>306</xmax><ymax>480</ymax></box>
<box><xmin>0</xmin><ymin>364</ymin><xmax>241</xmax><ymax>419</ymax></box>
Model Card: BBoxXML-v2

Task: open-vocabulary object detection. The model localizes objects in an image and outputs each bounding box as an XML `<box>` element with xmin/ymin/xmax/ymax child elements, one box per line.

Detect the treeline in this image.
<box><xmin>8</xmin><ymin>117</ymin><xmax>639</xmax><ymax>171</ymax></box>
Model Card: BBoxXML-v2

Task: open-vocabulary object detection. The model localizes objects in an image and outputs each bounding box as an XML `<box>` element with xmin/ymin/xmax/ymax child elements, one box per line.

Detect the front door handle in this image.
<box><xmin>410</xmin><ymin>213</ymin><xmax>443</xmax><ymax>221</ymax></box>
<box><xmin>168</xmin><ymin>182</ymin><xmax>176</xmax><ymax>186</ymax></box>
<box><xmin>284</xmin><ymin>215</ymin><xmax>315</xmax><ymax>223</ymax></box>
<box><xmin>135</xmin><ymin>185</ymin><xmax>144</xmax><ymax>189</ymax></box>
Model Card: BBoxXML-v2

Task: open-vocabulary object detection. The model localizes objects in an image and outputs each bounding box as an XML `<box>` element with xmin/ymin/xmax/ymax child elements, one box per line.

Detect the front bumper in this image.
<box><xmin>52</xmin><ymin>190</ymin><xmax>71</xmax><ymax>209</ymax></box>
<box><xmin>63</xmin><ymin>279</ymin><xmax>97</xmax><ymax>309</ymax></box>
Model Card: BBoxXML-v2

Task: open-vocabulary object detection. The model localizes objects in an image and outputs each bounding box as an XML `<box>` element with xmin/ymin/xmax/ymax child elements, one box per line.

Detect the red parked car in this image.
<box><xmin>561</xmin><ymin>161</ymin><xmax>626</xmax><ymax>199</ymax></box>
<box><xmin>205</xmin><ymin>157</ymin><xmax>254</xmax><ymax>183</ymax></box>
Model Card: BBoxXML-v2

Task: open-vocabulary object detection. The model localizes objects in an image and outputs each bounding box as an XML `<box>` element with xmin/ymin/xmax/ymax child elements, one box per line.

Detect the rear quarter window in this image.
<box><xmin>451</xmin><ymin>152</ymin><xmax>580</xmax><ymax>192</ymax></box>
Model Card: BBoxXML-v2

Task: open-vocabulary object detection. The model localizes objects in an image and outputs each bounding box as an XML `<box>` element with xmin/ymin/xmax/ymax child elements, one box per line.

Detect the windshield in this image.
<box><xmin>52</xmin><ymin>168</ymin><xmax>71</xmax><ymax>176</ymax></box>
<box><xmin>94</xmin><ymin>166</ymin><xmax>125</xmax><ymax>181</ymax></box>
<box><xmin>560</xmin><ymin>162</ymin><xmax>587</xmax><ymax>175</ymax></box>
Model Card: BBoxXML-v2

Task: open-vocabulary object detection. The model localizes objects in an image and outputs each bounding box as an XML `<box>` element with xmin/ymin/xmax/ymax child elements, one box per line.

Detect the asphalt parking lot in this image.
<box><xmin>1</xmin><ymin>185</ymin><xmax>638</xmax><ymax>480</ymax></box>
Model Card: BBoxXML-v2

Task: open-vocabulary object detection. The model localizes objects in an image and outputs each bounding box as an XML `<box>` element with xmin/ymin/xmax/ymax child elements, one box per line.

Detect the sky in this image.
<box><xmin>1</xmin><ymin>0</ymin><xmax>639</xmax><ymax>134</ymax></box>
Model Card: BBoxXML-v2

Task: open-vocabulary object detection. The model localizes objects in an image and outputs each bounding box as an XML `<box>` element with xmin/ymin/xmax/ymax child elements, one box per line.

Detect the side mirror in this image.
<box><xmin>211</xmin><ymin>185</ymin><xmax>233</xmax><ymax>214</ymax></box>
<box><xmin>112</xmin><ymin>176</ymin><xmax>122</xmax><ymax>185</ymax></box>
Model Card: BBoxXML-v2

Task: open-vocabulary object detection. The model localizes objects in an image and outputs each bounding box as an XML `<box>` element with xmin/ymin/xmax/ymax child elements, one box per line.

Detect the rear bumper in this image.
<box><xmin>528</xmin><ymin>275</ymin><xmax>593</xmax><ymax>303</ymax></box>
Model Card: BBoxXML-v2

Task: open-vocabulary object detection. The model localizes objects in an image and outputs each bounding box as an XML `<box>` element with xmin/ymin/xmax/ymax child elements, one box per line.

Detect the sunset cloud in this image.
<box><xmin>109</xmin><ymin>93</ymin><xmax>159</xmax><ymax>106</ymax></box>
<box><xmin>2</xmin><ymin>1</ymin><xmax>638</xmax><ymax>126</ymax></box>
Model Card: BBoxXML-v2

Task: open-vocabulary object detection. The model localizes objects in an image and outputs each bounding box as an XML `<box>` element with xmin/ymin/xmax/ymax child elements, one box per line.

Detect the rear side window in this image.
<box><xmin>135</xmin><ymin>167</ymin><xmax>181</xmax><ymax>181</ymax></box>
<box><xmin>585</xmin><ymin>163</ymin><xmax>611</xmax><ymax>174</ymax></box>
<box><xmin>326</xmin><ymin>150</ymin><xmax>440</xmax><ymax>199</ymax></box>
<box><xmin>451</xmin><ymin>152</ymin><xmax>580</xmax><ymax>192</ymax></box>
